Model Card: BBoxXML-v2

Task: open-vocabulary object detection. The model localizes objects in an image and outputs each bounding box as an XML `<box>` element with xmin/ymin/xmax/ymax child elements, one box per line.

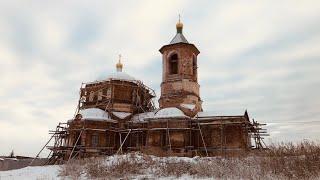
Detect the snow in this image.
<box><xmin>106</xmin><ymin>71</ymin><xmax>135</xmax><ymax>81</ymax></box>
<box><xmin>0</xmin><ymin>153</ymin><xmax>305</xmax><ymax>179</ymax></box>
<box><xmin>154</xmin><ymin>107</ymin><xmax>187</xmax><ymax>118</ymax></box>
<box><xmin>91</xmin><ymin>71</ymin><xmax>137</xmax><ymax>84</ymax></box>
<box><xmin>4</xmin><ymin>158</ymin><xmax>17</xmax><ymax>161</ymax></box>
<box><xmin>112</xmin><ymin>111</ymin><xmax>132</xmax><ymax>119</ymax></box>
<box><xmin>0</xmin><ymin>162</ymin><xmax>207</xmax><ymax>180</ymax></box>
<box><xmin>78</xmin><ymin>108</ymin><xmax>114</xmax><ymax>121</ymax></box>
<box><xmin>180</xmin><ymin>103</ymin><xmax>196</xmax><ymax>110</ymax></box>
<box><xmin>131</xmin><ymin>111</ymin><xmax>155</xmax><ymax>122</ymax></box>
<box><xmin>196</xmin><ymin>111</ymin><xmax>216</xmax><ymax>117</ymax></box>
<box><xmin>0</xmin><ymin>165</ymin><xmax>60</xmax><ymax>180</ymax></box>
<box><xmin>132</xmin><ymin>108</ymin><xmax>189</xmax><ymax>122</ymax></box>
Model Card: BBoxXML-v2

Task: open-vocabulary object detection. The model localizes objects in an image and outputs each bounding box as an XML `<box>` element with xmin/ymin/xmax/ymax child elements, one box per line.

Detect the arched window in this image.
<box><xmin>98</xmin><ymin>90</ymin><xmax>103</xmax><ymax>101</ymax></box>
<box><xmin>89</xmin><ymin>91</ymin><xmax>94</xmax><ymax>102</ymax></box>
<box><xmin>91</xmin><ymin>133</ymin><xmax>99</xmax><ymax>147</ymax></box>
<box><xmin>106</xmin><ymin>88</ymin><xmax>111</xmax><ymax>98</ymax></box>
<box><xmin>169</xmin><ymin>53</ymin><xmax>178</xmax><ymax>74</ymax></box>
<box><xmin>192</xmin><ymin>55</ymin><xmax>197</xmax><ymax>75</ymax></box>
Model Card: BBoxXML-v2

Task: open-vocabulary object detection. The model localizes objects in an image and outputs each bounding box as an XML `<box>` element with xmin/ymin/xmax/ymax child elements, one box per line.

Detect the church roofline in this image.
<box><xmin>159</xmin><ymin>16</ymin><xmax>200</xmax><ymax>54</ymax></box>
<box><xmin>159</xmin><ymin>42</ymin><xmax>200</xmax><ymax>54</ymax></box>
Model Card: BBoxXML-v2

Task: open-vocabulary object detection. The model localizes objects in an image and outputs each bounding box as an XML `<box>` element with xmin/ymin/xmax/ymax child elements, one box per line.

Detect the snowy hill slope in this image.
<box><xmin>0</xmin><ymin>165</ymin><xmax>60</xmax><ymax>180</ymax></box>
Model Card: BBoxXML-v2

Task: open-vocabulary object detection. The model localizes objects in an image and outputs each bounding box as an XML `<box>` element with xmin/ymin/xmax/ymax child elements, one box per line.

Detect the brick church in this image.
<box><xmin>45</xmin><ymin>19</ymin><xmax>266</xmax><ymax>164</ymax></box>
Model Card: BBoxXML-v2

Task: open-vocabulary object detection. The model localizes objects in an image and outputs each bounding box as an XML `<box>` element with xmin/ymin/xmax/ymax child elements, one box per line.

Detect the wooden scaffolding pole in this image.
<box><xmin>29</xmin><ymin>133</ymin><xmax>55</xmax><ymax>166</ymax></box>
<box><xmin>68</xmin><ymin>128</ymin><xmax>84</xmax><ymax>162</ymax></box>
<box><xmin>166</xmin><ymin>120</ymin><xmax>172</xmax><ymax>151</ymax></box>
<box><xmin>196</xmin><ymin>115</ymin><xmax>208</xmax><ymax>157</ymax></box>
<box><xmin>220</xmin><ymin>122</ymin><xmax>223</xmax><ymax>156</ymax></box>
<box><xmin>116</xmin><ymin>129</ymin><xmax>132</xmax><ymax>154</ymax></box>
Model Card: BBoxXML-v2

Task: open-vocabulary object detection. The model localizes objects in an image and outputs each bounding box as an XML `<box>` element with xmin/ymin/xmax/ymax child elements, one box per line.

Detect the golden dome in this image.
<box><xmin>176</xmin><ymin>20</ymin><xmax>183</xmax><ymax>29</ymax></box>
<box><xmin>116</xmin><ymin>55</ymin><xmax>123</xmax><ymax>72</ymax></box>
<box><xmin>176</xmin><ymin>14</ymin><xmax>183</xmax><ymax>33</ymax></box>
<box><xmin>176</xmin><ymin>21</ymin><xmax>183</xmax><ymax>28</ymax></box>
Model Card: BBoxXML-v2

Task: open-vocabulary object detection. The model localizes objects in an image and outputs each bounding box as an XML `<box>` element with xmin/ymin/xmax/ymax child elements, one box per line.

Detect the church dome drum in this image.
<box><xmin>78</xmin><ymin>56</ymin><xmax>156</xmax><ymax>119</ymax></box>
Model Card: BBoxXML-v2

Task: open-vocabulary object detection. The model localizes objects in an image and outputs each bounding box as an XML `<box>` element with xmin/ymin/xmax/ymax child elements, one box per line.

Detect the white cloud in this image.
<box><xmin>0</xmin><ymin>0</ymin><xmax>319</xmax><ymax>156</ymax></box>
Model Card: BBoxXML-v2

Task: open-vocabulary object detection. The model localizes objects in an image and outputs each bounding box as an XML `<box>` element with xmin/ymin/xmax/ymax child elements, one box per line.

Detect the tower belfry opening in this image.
<box><xmin>169</xmin><ymin>53</ymin><xmax>178</xmax><ymax>74</ymax></box>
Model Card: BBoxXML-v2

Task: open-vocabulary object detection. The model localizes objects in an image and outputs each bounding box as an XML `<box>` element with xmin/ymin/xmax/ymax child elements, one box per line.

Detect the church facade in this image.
<box><xmin>46</xmin><ymin>19</ymin><xmax>266</xmax><ymax>164</ymax></box>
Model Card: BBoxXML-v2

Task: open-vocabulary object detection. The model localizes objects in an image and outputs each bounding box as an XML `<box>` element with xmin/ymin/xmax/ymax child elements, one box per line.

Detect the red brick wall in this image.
<box><xmin>159</xmin><ymin>43</ymin><xmax>202</xmax><ymax>116</ymax></box>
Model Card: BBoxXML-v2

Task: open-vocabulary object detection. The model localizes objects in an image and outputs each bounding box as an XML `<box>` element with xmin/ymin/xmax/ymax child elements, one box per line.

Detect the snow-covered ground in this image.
<box><xmin>1</xmin><ymin>149</ymin><xmax>319</xmax><ymax>180</ymax></box>
<box><xmin>0</xmin><ymin>164</ymin><xmax>207</xmax><ymax>180</ymax></box>
<box><xmin>0</xmin><ymin>165</ymin><xmax>210</xmax><ymax>180</ymax></box>
<box><xmin>0</xmin><ymin>165</ymin><xmax>60</xmax><ymax>180</ymax></box>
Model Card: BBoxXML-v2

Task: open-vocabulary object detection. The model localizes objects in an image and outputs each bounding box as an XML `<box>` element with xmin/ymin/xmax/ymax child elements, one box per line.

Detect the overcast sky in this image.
<box><xmin>0</xmin><ymin>0</ymin><xmax>320</xmax><ymax>157</ymax></box>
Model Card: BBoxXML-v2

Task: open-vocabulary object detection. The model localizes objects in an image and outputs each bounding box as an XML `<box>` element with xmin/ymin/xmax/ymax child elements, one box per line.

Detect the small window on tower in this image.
<box><xmin>193</xmin><ymin>55</ymin><xmax>197</xmax><ymax>75</ymax></box>
<box><xmin>169</xmin><ymin>53</ymin><xmax>178</xmax><ymax>74</ymax></box>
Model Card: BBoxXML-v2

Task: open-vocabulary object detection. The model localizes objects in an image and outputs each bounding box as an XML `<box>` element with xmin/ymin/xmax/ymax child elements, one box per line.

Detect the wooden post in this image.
<box><xmin>119</xmin><ymin>132</ymin><xmax>122</xmax><ymax>153</ymax></box>
<box><xmin>29</xmin><ymin>133</ymin><xmax>55</xmax><ymax>166</ymax></box>
<box><xmin>68</xmin><ymin>128</ymin><xmax>83</xmax><ymax>162</ymax></box>
<box><xmin>116</xmin><ymin>129</ymin><xmax>132</xmax><ymax>154</ymax></box>
<box><xmin>196</xmin><ymin>115</ymin><xmax>208</xmax><ymax>157</ymax></box>
<box><xmin>167</xmin><ymin>120</ymin><xmax>172</xmax><ymax>151</ymax></box>
<box><xmin>220</xmin><ymin>122</ymin><xmax>223</xmax><ymax>156</ymax></box>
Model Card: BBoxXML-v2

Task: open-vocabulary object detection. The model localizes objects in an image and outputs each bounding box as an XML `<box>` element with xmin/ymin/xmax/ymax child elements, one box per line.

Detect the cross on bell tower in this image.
<box><xmin>158</xmin><ymin>16</ymin><xmax>202</xmax><ymax>117</ymax></box>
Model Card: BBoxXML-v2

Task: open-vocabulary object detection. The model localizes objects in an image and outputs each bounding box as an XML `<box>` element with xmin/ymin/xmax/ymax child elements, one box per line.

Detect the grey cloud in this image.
<box><xmin>0</xmin><ymin>0</ymin><xmax>320</xmax><ymax>156</ymax></box>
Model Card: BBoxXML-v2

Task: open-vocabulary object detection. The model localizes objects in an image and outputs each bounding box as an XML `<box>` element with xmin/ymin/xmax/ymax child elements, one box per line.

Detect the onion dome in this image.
<box><xmin>107</xmin><ymin>71</ymin><xmax>135</xmax><ymax>81</ymax></box>
<box><xmin>176</xmin><ymin>15</ymin><xmax>183</xmax><ymax>33</ymax></box>
<box><xmin>106</xmin><ymin>55</ymin><xmax>135</xmax><ymax>81</ymax></box>
<box><xmin>95</xmin><ymin>55</ymin><xmax>136</xmax><ymax>82</ymax></box>
<box><xmin>116</xmin><ymin>54</ymin><xmax>123</xmax><ymax>72</ymax></box>
<box><xmin>170</xmin><ymin>15</ymin><xmax>189</xmax><ymax>44</ymax></box>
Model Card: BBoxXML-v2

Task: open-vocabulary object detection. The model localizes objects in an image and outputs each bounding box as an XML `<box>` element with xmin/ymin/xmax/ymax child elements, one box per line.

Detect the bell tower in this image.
<box><xmin>158</xmin><ymin>17</ymin><xmax>202</xmax><ymax>116</ymax></box>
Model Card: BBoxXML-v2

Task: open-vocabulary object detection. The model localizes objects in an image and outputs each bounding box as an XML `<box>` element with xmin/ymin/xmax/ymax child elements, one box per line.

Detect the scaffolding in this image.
<box><xmin>38</xmin><ymin>114</ymin><xmax>267</xmax><ymax>164</ymax></box>
<box><xmin>36</xmin><ymin>78</ymin><xmax>266</xmax><ymax>163</ymax></box>
<box><xmin>76</xmin><ymin>79</ymin><xmax>156</xmax><ymax>118</ymax></box>
<box><xmin>250</xmin><ymin>119</ymin><xmax>268</xmax><ymax>149</ymax></box>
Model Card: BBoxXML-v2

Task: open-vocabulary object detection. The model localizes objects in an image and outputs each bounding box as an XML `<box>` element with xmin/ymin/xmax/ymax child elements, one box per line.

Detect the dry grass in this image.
<box><xmin>58</xmin><ymin>158</ymin><xmax>88</xmax><ymax>179</ymax></box>
<box><xmin>258</xmin><ymin>140</ymin><xmax>320</xmax><ymax>179</ymax></box>
<box><xmin>59</xmin><ymin>140</ymin><xmax>320</xmax><ymax>179</ymax></box>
